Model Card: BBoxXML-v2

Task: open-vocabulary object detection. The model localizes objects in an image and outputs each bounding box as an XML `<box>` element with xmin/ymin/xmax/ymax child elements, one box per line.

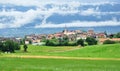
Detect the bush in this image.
<box><xmin>23</xmin><ymin>44</ymin><xmax>28</xmax><ymax>52</ymax></box>
<box><xmin>0</xmin><ymin>42</ymin><xmax>3</xmax><ymax>51</ymax></box>
<box><xmin>46</xmin><ymin>36</ymin><xmax>69</xmax><ymax>46</ymax></box>
<box><xmin>45</xmin><ymin>40</ymin><xmax>57</xmax><ymax>46</ymax></box>
<box><xmin>86</xmin><ymin>37</ymin><xmax>97</xmax><ymax>45</ymax></box>
<box><xmin>0</xmin><ymin>40</ymin><xmax>20</xmax><ymax>53</ymax></box>
<box><xmin>3</xmin><ymin>40</ymin><xmax>15</xmax><ymax>53</ymax></box>
<box><xmin>77</xmin><ymin>39</ymin><xmax>84</xmax><ymax>46</ymax></box>
<box><xmin>103</xmin><ymin>40</ymin><xmax>116</xmax><ymax>44</ymax></box>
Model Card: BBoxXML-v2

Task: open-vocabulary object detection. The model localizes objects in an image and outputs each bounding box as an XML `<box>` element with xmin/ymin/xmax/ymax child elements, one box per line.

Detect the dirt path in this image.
<box><xmin>2</xmin><ymin>55</ymin><xmax>120</xmax><ymax>61</ymax></box>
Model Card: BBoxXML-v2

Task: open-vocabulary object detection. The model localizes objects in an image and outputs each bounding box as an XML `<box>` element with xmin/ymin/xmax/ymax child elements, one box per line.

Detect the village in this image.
<box><xmin>1</xmin><ymin>28</ymin><xmax>120</xmax><ymax>45</ymax></box>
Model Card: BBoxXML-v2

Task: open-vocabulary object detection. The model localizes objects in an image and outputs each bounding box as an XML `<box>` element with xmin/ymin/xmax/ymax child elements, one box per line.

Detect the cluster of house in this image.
<box><xmin>1</xmin><ymin>29</ymin><xmax>120</xmax><ymax>45</ymax></box>
<box><xmin>24</xmin><ymin>29</ymin><xmax>107</xmax><ymax>45</ymax></box>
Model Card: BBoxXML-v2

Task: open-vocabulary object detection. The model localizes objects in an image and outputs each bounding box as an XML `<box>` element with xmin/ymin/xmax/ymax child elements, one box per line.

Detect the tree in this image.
<box><xmin>77</xmin><ymin>39</ymin><xmax>84</xmax><ymax>46</ymax></box>
<box><xmin>23</xmin><ymin>44</ymin><xmax>28</xmax><ymax>52</ymax></box>
<box><xmin>62</xmin><ymin>36</ymin><xmax>69</xmax><ymax>46</ymax></box>
<box><xmin>3</xmin><ymin>40</ymin><xmax>15</xmax><ymax>53</ymax></box>
<box><xmin>86</xmin><ymin>37</ymin><xmax>97</xmax><ymax>45</ymax></box>
<box><xmin>20</xmin><ymin>39</ymin><xmax>25</xmax><ymax>45</ymax></box>
<box><xmin>45</xmin><ymin>40</ymin><xmax>54</xmax><ymax>46</ymax></box>
<box><xmin>0</xmin><ymin>41</ymin><xmax>3</xmax><ymax>51</ymax></box>
<box><xmin>41</xmin><ymin>36</ymin><xmax>47</xmax><ymax>42</ymax></box>
<box><xmin>0</xmin><ymin>40</ymin><xmax>20</xmax><ymax>53</ymax></box>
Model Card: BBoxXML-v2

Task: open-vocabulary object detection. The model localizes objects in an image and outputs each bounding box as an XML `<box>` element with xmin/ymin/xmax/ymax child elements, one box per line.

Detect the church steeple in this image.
<box><xmin>63</xmin><ymin>24</ymin><xmax>67</xmax><ymax>34</ymax></box>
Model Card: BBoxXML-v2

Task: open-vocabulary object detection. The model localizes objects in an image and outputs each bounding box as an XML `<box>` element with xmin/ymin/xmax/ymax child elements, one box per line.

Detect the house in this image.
<box><xmin>25</xmin><ymin>40</ymin><xmax>29</xmax><ymax>44</ymax></box>
<box><xmin>47</xmin><ymin>34</ymin><xmax>54</xmax><ymax>39</ymax></box>
<box><xmin>76</xmin><ymin>32</ymin><xmax>87</xmax><ymax>40</ymax></box>
<box><xmin>25</xmin><ymin>34</ymin><xmax>42</xmax><ymax>44</ymax></box>
<box><xmin>54</xmin><ymin>32</ymin><xmax>64</xmax><ymax>39</ymax></box>
<box><xmin>87</xmin><ymin>30</ymin><xmax>95</xmax><ymax>37</ymax></box>
<box><xmin>63</xmin><ymin>30</ymin><xmax>76</xmax><ymax>36</ymax></box>
<box><xmin>96</xmin><ymin>33</ymin><xmax>106</xmax><ymax>38</ymax></box>
<box><xmin>68</xmin><ymin>34</ymin><xmax>76</xmax><ymax>41</ymax></box>
<box><xmin>75</xmin><ymin>30</ymin><xmax>82</xmax><ymax>33</ymax></box>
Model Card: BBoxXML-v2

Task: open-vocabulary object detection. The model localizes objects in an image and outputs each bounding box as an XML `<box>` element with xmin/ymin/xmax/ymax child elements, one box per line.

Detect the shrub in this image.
<box><xmin>0</xmin><ymin>40</ymin><xmax>20</xmax><ymax>53</ymax></box>
<box><xmin>45</xmin><ymin>40</ymin><xmax>57</xmax><ymax>46</ymax></box>
<box><xmin>3</xmin><ymin>40</ymin><xmax>15</xmax><ymax>53</ymax></box>
<box><xmin>103</xmin><ymin>40</ymin><xmax>116</xmax><ymax>44</ymax></box>
<box><xmin>23</xmin><ymin>44</ymin><xmax>28</xmax><ymax>52</ymax></box>
<box><xmin>77</xmin><ymin>39</ymin><xmax>84</xmax><ymax>46</ymax></box>
<box><xmin>86</xmin><ymin>37</ymin><xmax>97</xmax><ymax>45</ymax></box>
<box><xmin>0</xmin><ymin>42</ymin><xmax>3</xmax><ymax>51</ymax></box>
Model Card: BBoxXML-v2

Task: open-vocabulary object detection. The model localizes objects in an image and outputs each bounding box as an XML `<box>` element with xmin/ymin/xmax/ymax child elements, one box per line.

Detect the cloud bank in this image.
<box><xmin>0</xmin><ymin>0</ymin><xmax>120</xmax><ymax>29</ymax></box>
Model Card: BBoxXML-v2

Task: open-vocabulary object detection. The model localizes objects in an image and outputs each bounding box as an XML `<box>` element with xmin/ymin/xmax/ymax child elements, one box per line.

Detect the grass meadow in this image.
<box><xmin>0</xmin><ymin>57</ymin><xmax>120</xmax><ymax>71</ymax></box>
<box><xmin>0</xmin><ymin>44</ymin><xmax>120</xmax><ymax>71</ymax></box>
<box><xmin>12</xmin><ymin>44</ymin><xmax>120</xmax><ymax>58</ymax></box>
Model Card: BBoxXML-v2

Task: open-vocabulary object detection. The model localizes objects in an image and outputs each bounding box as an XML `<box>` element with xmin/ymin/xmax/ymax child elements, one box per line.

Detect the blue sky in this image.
<box><xmin>0</xmin><ymin>0</ymin><xmax>120</xmax><ymax>29</ymax></box>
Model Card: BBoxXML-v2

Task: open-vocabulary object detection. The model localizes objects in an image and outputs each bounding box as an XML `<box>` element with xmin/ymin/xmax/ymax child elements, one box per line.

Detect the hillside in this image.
<box><xmin>54</xmin><ymin>44</ymin><xmax>120</xmax><ymax>58</ymax></box>
<box><xmin>12</xmin><ymin>44</ymin><xmax>120</xmax><ymax>58</ymax></box>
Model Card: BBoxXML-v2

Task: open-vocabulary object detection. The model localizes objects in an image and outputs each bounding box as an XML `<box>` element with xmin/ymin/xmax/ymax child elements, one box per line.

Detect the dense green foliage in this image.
<box><xmin>45</xmin><ymin>36</ymin><xmax>99</xmax><ymax>46</ymax></box>
<box><xmin>103</xmin><ymin>40</ymin><xmax>116</xmax><ymax>44</ymax></box>
<box><xmin>23</xmin><ymin>44</ymin><xmax>28</xmax><ymax>52</ymax></box>
<box><xmin>0</xmin><ymin>57</ymin><xmax>120</xmax><ymax>71</ymax></box>
<box><xmin>86</xmin><ymin>37</ymin><xmax>97</xmax><ymax>45</ymax></box>
<box><xmin>58</xmin><ymin>36</ymin><xmax>69</xmax><ymax>46</ymax></box>
<box><xmin>0</xmin><ymin>40</ymin><xmax>20</xmax><ymax>53</ymax></box>
<box><xmin>77</xmin><ymin>39</ymin><xmax>84</xmax><ymax>46</ymax></box>
<box><xmin>0</xmin><ymin>41</ymin><xmax>3</xmax><ymax>51</ymax></box>
<box><xmin>45</xmin><ymin>36</ymin><xmax>70</xmax><ymax>46</ymax></box>
<box><xmin>20</xmin><ymin>39</ymin><xmax>25</xmax><ymax>45</ymax></box>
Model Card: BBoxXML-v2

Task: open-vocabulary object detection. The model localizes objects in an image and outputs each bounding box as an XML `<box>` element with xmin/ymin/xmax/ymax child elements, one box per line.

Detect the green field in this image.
<box><xmin>0</xmin><ymin>44</ymin><xmax>120</xmax><ymax>71</ymax></box>
<box><xmin>7</xmin><ymin>43</ymin><xmax>120</xmax><ymax>58</ymax></box>
<box><xmin>0</xmin><ymin>57</ymin><xmax>120</xmax><ymax>71</ymax></box>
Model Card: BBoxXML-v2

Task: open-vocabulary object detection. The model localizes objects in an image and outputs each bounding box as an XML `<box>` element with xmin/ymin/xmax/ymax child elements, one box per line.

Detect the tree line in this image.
<box><xmin>45</xmin><ymin>36</ymin><xmax>98</xmax><ymax>46</ymax></box>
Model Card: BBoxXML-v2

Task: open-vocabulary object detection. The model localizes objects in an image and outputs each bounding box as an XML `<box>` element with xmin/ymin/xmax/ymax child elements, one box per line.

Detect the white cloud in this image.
<box><xmin>0</xmin><ymin>0</ymin><xmax>119</xmax><ymax>29</ymax></box>
<box><xmin>0</xmin><ymin>0</ymin><xmax>118</xmax><ymax>6</ymax></box>
<box><xmin>0</xmin><ymin>9</ymin><xmax>43</xmax><ymax>28</ymax></box>
<box><xmin>0</xmin><ymin>2</ymin><xmax>81</xmax><ymax>28</ymax></box>
<box><xmin>80</xmin><ymin>8</ymin><xmax>99</xmax><ymax>16</ymax></box>
<box><xmin>35</xmin><ymin>20</ymin><xmax>120</xmax><ymax>28</ymax></box>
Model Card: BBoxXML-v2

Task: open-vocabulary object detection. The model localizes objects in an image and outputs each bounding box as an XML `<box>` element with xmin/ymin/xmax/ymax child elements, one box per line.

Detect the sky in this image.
<box><xmin>0</xmin><ymin>0</ymin><xmax>120</xmax><ymax>29</ymax></box>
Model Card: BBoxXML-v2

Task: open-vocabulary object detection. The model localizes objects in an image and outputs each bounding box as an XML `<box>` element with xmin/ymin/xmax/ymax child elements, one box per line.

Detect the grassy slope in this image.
<box><xmin>0</xmin><ymin>57</ymin><xmax>120</xmax><ymax>71</ymax></box>
<box><xmin>0</xmin><ymin>44</ymin><xmax>120</xmax><ymax>71</ymax></box>
<box><xmin>11</xmin><ymin>44</ymin><xmax>120</xmax><ymax>58</ymax></box>
<box><xmin>53</xmin><ymin>44</ymin><xmax>120</xmax><ymax>58</ymax></box>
